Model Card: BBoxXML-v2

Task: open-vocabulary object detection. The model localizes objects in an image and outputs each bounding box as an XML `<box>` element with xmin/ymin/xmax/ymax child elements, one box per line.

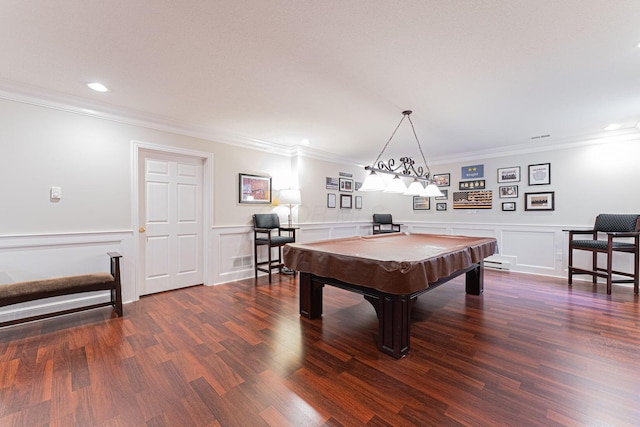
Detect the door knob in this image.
<box><xmin>139</xmin><ymin>227</ymin><xmax>146</xmax><ymax>233</ymax></box>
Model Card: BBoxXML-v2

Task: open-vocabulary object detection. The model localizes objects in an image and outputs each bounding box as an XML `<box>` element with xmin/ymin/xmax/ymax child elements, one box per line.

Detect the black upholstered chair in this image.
<box><xmin>253</xmin><ymin>213</ymin><xmax>296</xmax><ymax>282</ymax></box>
<box><xmin>566</xmin><ymin>214</ymin><xmax>640</xmax><ymax>295</ymax></box>
<box><xmin>372</xmin><ymin>213</ymin><xmax>401</xmax><ymax>235</ymax></box>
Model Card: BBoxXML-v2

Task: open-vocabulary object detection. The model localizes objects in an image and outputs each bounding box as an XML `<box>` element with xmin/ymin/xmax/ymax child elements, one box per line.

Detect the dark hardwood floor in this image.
<box><xmin>0</xmin><ymin>270</ymin><xmax>638</xmax><ymax>426</ymax></box>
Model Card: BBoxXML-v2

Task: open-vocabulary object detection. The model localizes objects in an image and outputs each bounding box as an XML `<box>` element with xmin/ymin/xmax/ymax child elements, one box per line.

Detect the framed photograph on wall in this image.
<box><xmin>340</xmin><ymin>194</ymin><xmax>352</xmax><ymax>209</ymax></box>
<box><xmin>436</xmin><ymin>202</ymin><xmax>447</xmax><ymax>211</ymax></box>
<box><xmin>499</xmin><ymin>185</ymin><xmax>518</xmax><ymax>198</ymax></box>
<box><xmin>327</xmin><ymin>193</ymin><xmax>336</xmax><ymax>208</ymax></box>
<box><xmin>524</xmin><ymin>191</ymin><xmax>554</xmax><ymax>211</ymax></box>
<box><xmin>413</xmin><ymin>196</ymin><xmax>430</xmax><ymax>210</ymax></box>
<box><xmin>355</xmin><ymin>195</ymin><xmax>362</xmax><ymax>209</ymax></box>
<box><xmin>502</xmin><ymin>202</ymin><xmax>516</xmax><ymax>211</ymax></box>
<box><xmin>339</xmin><ymin>177</ymin><xmax>353</xmax><ymax>192</ymax></box>
<box><xmin>326</xmin><ymin>177</ymin><xmax>339</xmax><ymax>190</ymax></box>
<box><xmin>433</xmin><ymin>173</ymin><xmax>450</xmax><ymax>187</ymax></box>
<box><xmin>459</xmin><ymin>179</ymin><xmax>485</xmax><ymax>190</ymax></box>
<box><xmin>497</xmin><ymin>166</ymin><xmax>520</xmax><ymax>183</ymax></box>
<box><xmin>528</xmin><ymin>163</ymin><xmax>551</xmax><ymax>185</ymax></box>
<box><xmin>435</xmin><ymin>189</ymin><xmax>448</xmax><ymax>200</ymax></box>
<box><xmin>239</xmin><ymin>173</ymin><xmax>271</xmax><ymax>204</ymax></box>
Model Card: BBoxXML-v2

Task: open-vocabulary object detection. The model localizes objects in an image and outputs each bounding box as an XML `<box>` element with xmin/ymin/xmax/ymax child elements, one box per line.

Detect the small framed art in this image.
<box><xmin>413</xmin><ymin>196</ymin><xmax>430</xmax><ymax>210</ymax></box>
<box><xmin>528</xmin><ymin>163</ymin><xmax>550</xmax><ymax>185</ymax></box>
<box><xmin>339</xmin><ymin>177</ymin><xmax>353</xmax><ymax>192</ymax></box>
<box><xmin>499</xmin><ymin>185</ymin><xmax>518</xmax><ymax>198</ymax></box>
<box><xmin>326</xmin><ymin>177</ymin><xmax>339</xmax><ymax>190</ymax></box>
<box><xmin>436</xmin><ymin>202</ymin><xmax>447</xmax><ymax>211</ymax></box>
<box><xmin>502</xmin><ymin>202</ymin><xmax>516</xmax><ymax>211</ymax></box>
<box><xmin>459</xmin><ymin>180</ymin><xmax>485</xmax><ymax>190</ymax></box>
<box><xmin>239</xmin><ymin>173</ymin><xmax>272</xmax><ymax>204</ymax></box>
<box><xmin>435</xmin><ymin>189</ymin><xmax>448</xmax><ymax>200</ymax></box>
<box><xmin>433</xmin><ymin>173</ymin><xmax>450</xmax><ymax>187</ymax></box>
<box><xmin>340</xmin><ymin>194</ymin><xmax>352</xmax><ymax>209</ymax></box>
<box><xmin>524</xmin><ymin>191</ymin><xmax>554</xmax><ymax>211</ymax></box>
<box><xmin>497</xmin><ymin>166</ymin><xmax>520</xmax><ymax>183</ymax></box>
<box><xmin>355</xmin><ymin>195</ymin><xmax>362</xmax><ymax>209</ymax></box>
<box><xmin>327</xmin><ymin>193</ymin><xmax>336</xmax><ymax>208</ymax></box>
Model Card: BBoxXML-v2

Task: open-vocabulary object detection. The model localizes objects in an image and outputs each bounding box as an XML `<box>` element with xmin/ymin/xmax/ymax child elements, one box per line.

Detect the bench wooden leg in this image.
<box><xmin>109</xmin><ymin>252</ymin><xmax>123</xmax><ymax>316</ymax></box>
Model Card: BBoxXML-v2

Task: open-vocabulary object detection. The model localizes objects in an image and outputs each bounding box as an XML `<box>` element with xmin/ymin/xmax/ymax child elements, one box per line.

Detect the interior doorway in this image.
<box><xmin>133</xmin><ymin>142</ymin><xmax>213</xmax><ymax>297</ymax></box>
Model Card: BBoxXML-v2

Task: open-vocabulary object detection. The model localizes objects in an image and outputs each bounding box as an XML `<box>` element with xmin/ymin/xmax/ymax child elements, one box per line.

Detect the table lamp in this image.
<box><xmin>279</xmin><ymin>189</ymin><xmax>301</xmax><ymax>227</ymax></box>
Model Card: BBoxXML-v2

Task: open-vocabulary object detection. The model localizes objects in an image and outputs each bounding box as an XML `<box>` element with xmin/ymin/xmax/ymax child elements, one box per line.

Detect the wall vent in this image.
<box><xmin>484</xmin><ymin>259</ymin><xmax>511</xmax><ymax>271</ymax></box>
<box><xmin>232</xmin><ymin>256</ymin><xmax>253</xmax><ymax>268</ymax></box>
<box><xmin>530</xmin><ymin>134</ymin><xmax>551</xmax><ymax>140</ymax></box>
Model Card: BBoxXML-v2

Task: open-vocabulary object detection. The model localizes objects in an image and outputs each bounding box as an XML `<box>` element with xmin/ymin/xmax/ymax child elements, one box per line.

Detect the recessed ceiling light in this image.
<box><xmin>301</xmin><ymin>138</ymin><xmax>310</xmax><ymax>145</ymax></box>
<box><xmin>87</xmin><ymin>82</ymin><xmax>109</xmax><ymax>92</ymax></box>
<box><xmin>604</xmin><ymin>123</ymin><xmax>621</xmax><ymax>131</ymax></box>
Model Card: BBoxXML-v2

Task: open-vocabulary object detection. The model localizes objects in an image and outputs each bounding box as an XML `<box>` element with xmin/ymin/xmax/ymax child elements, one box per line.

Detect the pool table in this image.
<box><xmin>283</xmin><ymin>232</ymin><xmax>498</xmax><ymax>358</ymax></box>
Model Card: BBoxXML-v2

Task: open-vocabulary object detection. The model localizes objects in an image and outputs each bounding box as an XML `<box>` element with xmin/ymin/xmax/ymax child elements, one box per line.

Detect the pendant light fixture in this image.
<box><xmin>359</xmin><ymin>110</ymin><xmax>442</xmax><ymax>197</ymax></box>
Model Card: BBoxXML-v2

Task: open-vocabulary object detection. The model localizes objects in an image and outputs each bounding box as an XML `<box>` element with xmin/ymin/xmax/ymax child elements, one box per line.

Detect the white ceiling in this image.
<box><xmin>1</xmin><ymin>1</ymin><xmax>640</xmax><ymax>165</ymax></box>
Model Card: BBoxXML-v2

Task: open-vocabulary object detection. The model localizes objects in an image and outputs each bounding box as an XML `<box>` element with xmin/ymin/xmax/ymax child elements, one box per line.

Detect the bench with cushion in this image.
<box><xmin>566</xmin><ymin>214</ymin><xmax>640</xmax><ymax>295</ymax></box>
<box><xmin>0</xmin><ymin>252</ymin><xmax>123</xmax><ymax>327</ymax></box>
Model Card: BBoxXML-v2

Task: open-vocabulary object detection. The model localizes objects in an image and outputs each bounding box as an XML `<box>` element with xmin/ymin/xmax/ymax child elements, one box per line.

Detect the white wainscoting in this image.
<box><xmin>8</xmin><ymin>222</ymin><xmax>625</xmax><ymax>318</ymax></box>
<box><xmin>210</xmin><ymin>220</ymin><xmax>637</xmax><ymax>288</ymax></box>
<box><xmin>0</xmin><ymin>231</ymin><xmax>134</xmax><ymax>324</ymax></box>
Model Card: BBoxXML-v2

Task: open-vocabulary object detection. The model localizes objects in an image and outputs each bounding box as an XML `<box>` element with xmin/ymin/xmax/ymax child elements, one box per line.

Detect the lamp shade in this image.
<box><xmin>279</xmin><ymin>189</ymin><xmax>301</xmax><ymax>205</ymax></box>
<box><xmin>421</xmin><ymin>182</ymin><xmax>444</xmax><ymax>198</ymax></box>
<box><xmin>383</xmin><ymin>175</ymin><xmax>408</xmax><ymax>193</ymax></box>
<box><xmin>404</xmin><ymin>179</ymin><xmax>425</xmax><ymax>196</ymax></box>
<box><xmin>359</xmin><ymin>170</ymin><xmax>385</xmax><ymax>191</ymax></box>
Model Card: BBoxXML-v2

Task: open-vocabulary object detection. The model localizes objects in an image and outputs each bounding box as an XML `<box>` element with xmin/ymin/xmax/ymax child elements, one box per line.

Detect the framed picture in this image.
<box><xmin>497</xmin><ymin>166</ymin><xmax>520</xmax><ymax>183</ymax></box>
<box><xmin>326</xmin><ymin>177</ymin><xmax>339</xmax><ymax>190</ymax></box>
<box><xmin>355</xmin><ymin>195</ymin><xmax>362</xmax><ymax>209</ymax></box>
<box><xmin>453</xmin><ymin>190</ymin><xmax>492</xmax><ymax>209</ymax></box>
<box><xmin>502</xmin><ymin>202</ymin><xmax>516</xmax><ymax>211</ymax></box>
<box><xmin>436</xmin><ymin>202</ymin><xmax>447</xmax><ymax>211</ymax></box>
<box><xmin>528</xmin><ymin>163</ymin><xmax>551</xmax><ymax>185</ymax></box>
<box><xmin>327</xmin><ymin>193</ymin><xmax>336</xmax><ymax>208</ymax></box>
<box><xmin>413</xmin><ymin>196</ymin><xmax>430</xmax><ymax>210</ymax></box>
<box><xmin>339</xmin><ymin>177</ymin><xmax>353</xmax><ymax>192</ymax></box>
<box><xmin>340</xmin><ymin>194</ymin><xmax>352</xmax><ymax>209</ymax></box>
<box><xmin>435</xmin><ymin>189</ymin><xmax>448</xmax><ymax>200</ymax></box>
<box><xmin>499</xmin><ymin>185</ymin><xmax>518</xmax><ymax>198</ymax></box>
<box><xmin>433</xmin><ymin>173</ymin><xmax>450</xmax><ymax>187</ymax></box>
<box><xmin>459</xmin><ymin>179</ymin><xmax>485</xmax><ymax>190</ymax></box>
<box><xmin>525</xmin><ymin>191</ymin><xmax>554</xmax><ymax>211</ymax></box>
<box><xmin>239</xmin><ymin>173</ymin><xmax>271</xmax><ymax>204</ymax></box>
<box><xmin>461</xmin><ymin>164</ymin><xmax>484</xmax><ymax>179</ymax></box>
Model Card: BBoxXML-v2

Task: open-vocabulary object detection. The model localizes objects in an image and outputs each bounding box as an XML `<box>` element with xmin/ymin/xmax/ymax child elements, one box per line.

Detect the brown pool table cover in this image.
<box><xmin>283</xmin><ymin>233</ymin><xmax>498</xmax><ymax>295</ymax></box>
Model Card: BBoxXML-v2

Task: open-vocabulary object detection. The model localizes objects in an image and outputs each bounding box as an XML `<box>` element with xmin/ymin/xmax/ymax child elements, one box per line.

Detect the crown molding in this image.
<box><xmin>1</xmin><ymin>79</ymin><xmax>637</xmax><ymax>169</ymax></box>
<box><xmin>426</xmin><ymin>128</ymin><xmax>640</xmax><ymax>166</ymax></box>
<box><xmin>0</xmin><ymin>79</ymin><xmax>295</xmax><ymax>155</ymax></box>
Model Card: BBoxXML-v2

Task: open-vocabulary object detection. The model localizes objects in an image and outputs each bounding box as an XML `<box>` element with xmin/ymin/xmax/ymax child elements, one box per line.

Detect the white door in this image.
<box><xmin>140</xmin><ymin>151</ymin><xmax>204</xmax><ymax>295</ymax></box>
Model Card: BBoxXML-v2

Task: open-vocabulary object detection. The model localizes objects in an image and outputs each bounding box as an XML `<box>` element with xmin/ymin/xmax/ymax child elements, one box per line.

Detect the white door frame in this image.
<box><xmin>131</xmin><ymin>140</ymin><xmax>214</xmax><ymax>298</ymax></box>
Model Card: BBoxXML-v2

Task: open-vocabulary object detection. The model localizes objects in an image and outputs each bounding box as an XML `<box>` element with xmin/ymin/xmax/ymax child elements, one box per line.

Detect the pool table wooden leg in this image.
<box><xmin>299</xmin><ymin>272</ymin><xmax>323</xmax><ymax>319</ymax></box>
<box><xmin>364</xmin><ymin>293</ymin><xmax>416</xmax><ymax>359</ymax></box>
<box><xmin>465</xmin><ymin>261</ymin><xmax>484</xmax><ymax>295</ymax></box>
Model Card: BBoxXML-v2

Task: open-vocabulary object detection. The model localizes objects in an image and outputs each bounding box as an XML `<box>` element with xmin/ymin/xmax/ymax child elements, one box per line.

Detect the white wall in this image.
<box><xmin>1</xmin><ymin>96</ymin><xmax>639</xmax><ymax>323</ymax></box>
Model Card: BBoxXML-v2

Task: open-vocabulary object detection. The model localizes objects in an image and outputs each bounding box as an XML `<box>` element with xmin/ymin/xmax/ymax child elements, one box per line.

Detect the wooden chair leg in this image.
<box><xmin>606</xmin><ymin>247</ymin><xmax>613</xmax><ymax>295</ymax></box>
<box><xmin>267</xmin><ymin>246</ymin><xmax>272</xmax><ymax>283</ymax></box>
<box><xmin>635</xmin><ymin>242</ymin><xmax>639</xmax><ymax>295</ymax></box>
<box><xmin>592</xmin><ymin>250</ymin><xmax>598</xmax><ymax>284</ymax></box>
<box><xmin>254</xmin><ymin>244</ymin><xmax>259</xmax><ymax>279</ymax></box>
<box><xmin>568</xmin><ymin>246</ymin><xmax>573</xmax><ymax>285</ymax></box>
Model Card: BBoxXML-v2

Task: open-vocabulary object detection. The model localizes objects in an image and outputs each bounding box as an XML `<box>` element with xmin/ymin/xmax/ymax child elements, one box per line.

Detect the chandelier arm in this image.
<box><xmin>370</xmin><ymin>113</ymin><xmax>408</xmax><ymax>166</ymax></box>
<box><xmin>406</xmin><ymin>114</ymin><xmax>431</xmax><ymax>177</ymax></box>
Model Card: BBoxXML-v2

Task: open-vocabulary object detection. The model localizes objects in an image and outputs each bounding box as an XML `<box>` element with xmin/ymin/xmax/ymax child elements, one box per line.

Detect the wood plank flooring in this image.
<box><xmin>0</xmin><ymin>271</ymin><xmax>638</xmax><ymax>426</ymax></box>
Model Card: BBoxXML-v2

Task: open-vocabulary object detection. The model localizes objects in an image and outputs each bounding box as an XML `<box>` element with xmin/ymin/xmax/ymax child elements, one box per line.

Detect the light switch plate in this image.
<box><xmin>50</xmin><ymin>186</ymin><xmax>62</xmax><ymax>200</ymax></box>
